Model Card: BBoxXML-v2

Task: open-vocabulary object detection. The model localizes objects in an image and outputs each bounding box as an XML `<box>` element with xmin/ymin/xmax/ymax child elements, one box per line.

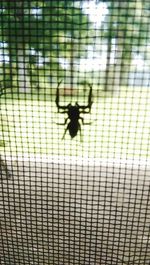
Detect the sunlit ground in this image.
<box><xmin>1</xmin><ymin>87</ymin><xmax>150</xmax><ymax>162</ymax></box>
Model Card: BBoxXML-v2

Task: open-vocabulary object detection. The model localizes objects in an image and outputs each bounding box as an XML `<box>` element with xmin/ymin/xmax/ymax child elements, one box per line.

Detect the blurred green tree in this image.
<box><xmin>0</xmin><ymin>0</ymin><xmax>90</xmax><ymax>93</ymax></box>
<box><xmin>99</xmin><ymin>0</ymin><xmax>149</xmax><ymax>91</ymax></box>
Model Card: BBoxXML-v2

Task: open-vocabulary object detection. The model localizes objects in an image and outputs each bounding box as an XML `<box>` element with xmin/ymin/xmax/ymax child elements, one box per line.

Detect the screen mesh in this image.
<box><xmin>0</xmin><ymin>1</ymin><xmax>150</xmax><ymax>264</ymax></box>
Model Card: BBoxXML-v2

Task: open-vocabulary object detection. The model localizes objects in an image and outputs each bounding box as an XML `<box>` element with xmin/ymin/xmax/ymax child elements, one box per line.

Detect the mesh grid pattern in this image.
<box><xmin>0</xmin><ymin>1</ymin><xmax>150</xmax><ymax>264</ymax></box>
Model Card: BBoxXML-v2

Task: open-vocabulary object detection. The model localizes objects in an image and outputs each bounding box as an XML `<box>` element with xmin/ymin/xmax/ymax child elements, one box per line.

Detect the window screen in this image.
<box><xmin>0</xmin><ymin>1</ymin><xmax>150</xmax><ymax>264</ymax></box>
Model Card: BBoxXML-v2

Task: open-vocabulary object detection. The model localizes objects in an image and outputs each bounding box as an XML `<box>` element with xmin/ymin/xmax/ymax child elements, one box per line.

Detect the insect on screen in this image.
<box><xmin>0</xmin><ymin>1</ymin><xmax>150</xmax><ymax>265</ymax></box>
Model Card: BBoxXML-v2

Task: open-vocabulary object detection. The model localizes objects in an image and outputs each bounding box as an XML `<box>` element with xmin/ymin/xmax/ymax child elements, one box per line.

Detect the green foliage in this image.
<box><xmin>0</xmin><ymin>0</ymin><xmax>91</xmax><ymax>92</ymax></box>
<box><xmin>0</xmin><ymin>1</ymin><xmax>90</xmax><ymax>63</ymax></box>
<box><xmin>98</xmin><ymin>0</ymin><xmax>150</xmax><ymax>89</ymax></box>
<box><xmin>101</xmin><ymin>1</ymin><xmax>149</xmax><ymax>56</ymax></box>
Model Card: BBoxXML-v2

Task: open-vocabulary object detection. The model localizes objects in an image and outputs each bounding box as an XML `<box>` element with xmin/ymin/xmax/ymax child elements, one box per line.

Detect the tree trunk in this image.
<box><xmin>15</xmin><ymin>0</ymin><xmax>31</xmax><ymax>93</ymax></box>
<box><xmin>104</xmin><ymin>1</ymin><xmax>129</xmax><ymax>92</ymax></box>
<box><xmin>113</xmin><ymin>37</ymin><xmax>124</xmax><ymax>91</ymax></box>
<box><xmin>104</xmin><ymin>38</ymin><xmax>113</xmax><ymax>91</ymax></box>
<box><xmin>104</xmin><ymin>37</ymin><xmax>125</xmax><ymax>93</ymax></box>
<box><xmin>7</xmin><ymin>44</ymin><xmax>14</xmax><ymax>89</ymax></box>
<box><xmin>16</xmin><ymin>43</ymin><xmax>31</xmax><ymax>93</ymax></box>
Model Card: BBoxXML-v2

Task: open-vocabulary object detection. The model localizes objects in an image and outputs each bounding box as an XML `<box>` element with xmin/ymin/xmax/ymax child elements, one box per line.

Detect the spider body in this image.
<box><xmin>55</xmin><ymin>81</ymin><xmax>93</xmax><ymax>140</ymax></box>
<box><xmin>64</xmin><ymin>104</ymin><xmax>81</xmax><ymax>139</ymax></box>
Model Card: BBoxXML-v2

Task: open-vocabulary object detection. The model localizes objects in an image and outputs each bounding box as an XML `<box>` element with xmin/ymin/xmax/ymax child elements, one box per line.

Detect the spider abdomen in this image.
<box><xmin>67</xmin><ymin>121</ymin><xmax>80</xmax><ymax>138</ymax></box>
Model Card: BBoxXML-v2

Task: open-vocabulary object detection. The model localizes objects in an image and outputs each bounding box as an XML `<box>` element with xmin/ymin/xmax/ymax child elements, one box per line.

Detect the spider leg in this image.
<box><xmin>78</xmin><ymin>85</ymin><xmax>93</xmax><ymax>113</ymax></box>
<box><xmin>57</xmin><ymin>110</ymin><xmax>68</xmax><ymax>114</ymax></box>
<box><xmin>80</xmin><ymin>117</ymin><xmax>92</xmax><ymax>125</ymax></box>
<box><xmin>55</xmin><ymin>80</ymin><xmax>69</xmax><ymax>112</ymax></box>
<box><xmin>56</xmin><ymin>118</ymin><xmax>68</xmax><ymax>125</ymax></box>
<box><xmin>78</xmin><ymin>123</ymin><xmax>83</xmax><ymax>142</ymax></box>
<box><xmin>62</xmin><ymin>125</ymin><xmax>69</xmax><ymax>140</ymax></box>
<box><xmin>87</xmin><ymin>84</ymin><xmax>93</xmax><ymax>109</ymax></box>
<box><xmin>83</xmin><ymin>121</ymin><xmax>92</xmax><ymax>125</ymax></box>
<box><xmin>55</xmin><ymin>80</ymin><xmax>61</xmax><ymax>108</ymax></box>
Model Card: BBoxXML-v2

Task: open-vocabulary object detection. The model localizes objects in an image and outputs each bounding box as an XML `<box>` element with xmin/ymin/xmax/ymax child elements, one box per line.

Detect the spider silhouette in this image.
<box><xmin>55</xmin><ymin>81</ymin><xmax>93</xmax><ymax>141</ymax></box>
